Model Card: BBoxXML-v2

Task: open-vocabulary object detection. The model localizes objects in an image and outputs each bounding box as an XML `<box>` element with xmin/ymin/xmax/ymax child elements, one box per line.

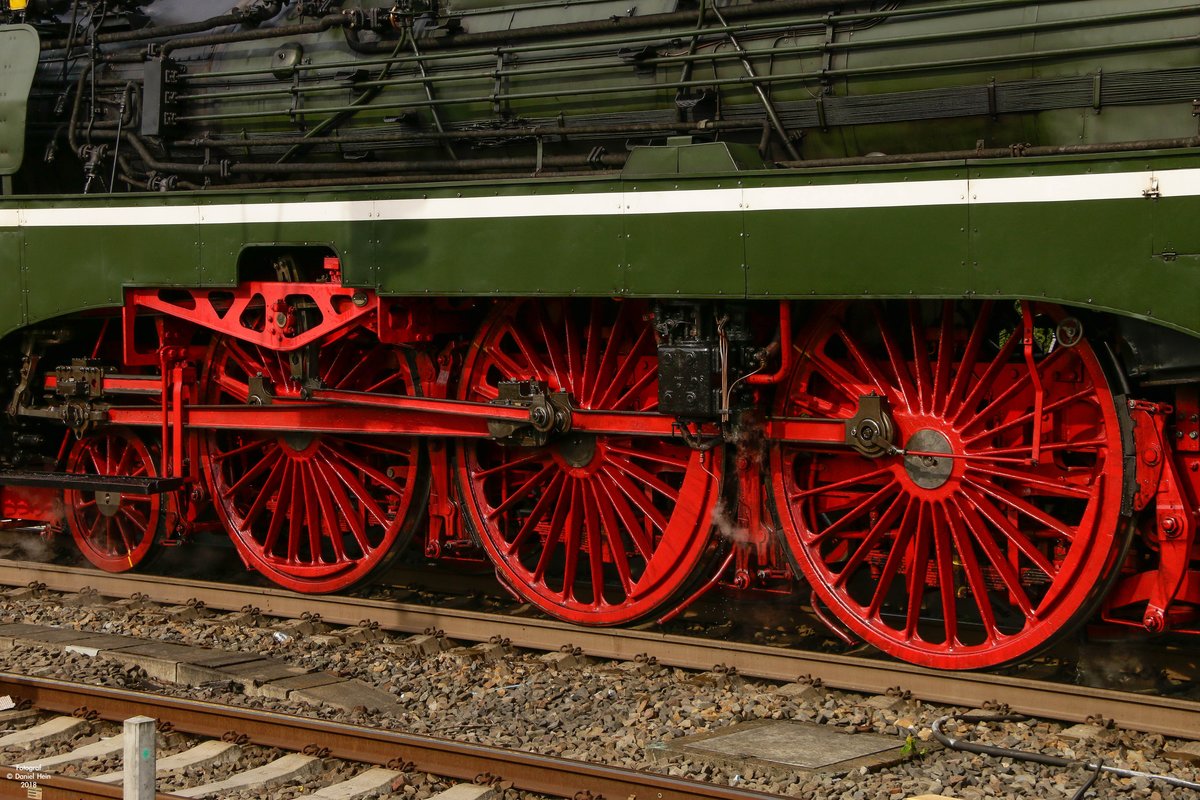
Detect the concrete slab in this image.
<box><xmin>99</xmin><ymin>651</ymin><xmax>181</xmax><ymax>683</ymax></box>
<box><xmin>114</xmin><ymin>642</ymin><xmax>212</xmax><ymax>662</ymax></box>
<box><xmin>0</xmin><ymin>716</ymin><xmax>88</xmax><ymax>750</ymax></box>
<box><xmin>37</xmin><ymin>734</ymin><xmax>123</xmax><ymax>768</ymax></box>
<box><xmin>186</xmin><ymin>650</ymin><xmax>265</xmax><ymax>669</ymax></box>
<box><xmin>290</xmin><ymin>679</ymin><xmax>397</xmax><ymax>712</ymax></box>
<box><xmin>0</xmin><ymin>623</ymin><xmax>60</xmax><ymax>637</ymax></box>
<box><xmin>0</xmin><ymin>626</ymin><xmax>134</xmax><ymax>655</ymax></box>
<box><xmin>249</xmin><ymin>671</ymin><xmax>344</xmax><ymax>701</ymax></box>
<box><xmin>174</xmin><ymin>657</ymin><xmax>305</xmax><ymax>688</ymax></box>
<box><xmin>172</xmin><ymin>752</ymin><xmax>321</xmax><ymax>798</ymax></box>
<box><xmin>210</xmin><ymin>658</ymin><xmax>310</xmax><ymax>685</ymax></box>
<box><xmin>311</xmin><ymin>767</ymin><xmax>404</xmax><ymax>799</ymax></box>
<box><xmin>657</xmin><ymin>720</ymin><xmax>909</xmax><ymax>775</ymax></box>
<box><xmin>91</xmin><ymin>740</ymin><xmax>242</xmax><ymax>784</ymax></box>
<box><xmin>427</xmin><ymin>785</ymin><xmax>497</xmax><ymax>800</ymax></box>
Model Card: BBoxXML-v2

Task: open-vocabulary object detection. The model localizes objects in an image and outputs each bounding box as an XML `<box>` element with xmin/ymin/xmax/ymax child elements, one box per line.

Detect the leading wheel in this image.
<box><xmin>769</xmin><ymin>301</ymin><xmax>1127</xmax><ymax>669</ymax></box>
<box><xmin>456</xmin><ymin>299</ymin><xmax>723</xmax><ymax>625</ymax></box>
<box><xmin>199</xmin><ymin>329</ymin><xmax>428</xmax><ymax>593</ymax></box>
<box><xmin>64</xmin><ymin>428</ymin><xmax>163</xmax><ymax>572</ymax></box>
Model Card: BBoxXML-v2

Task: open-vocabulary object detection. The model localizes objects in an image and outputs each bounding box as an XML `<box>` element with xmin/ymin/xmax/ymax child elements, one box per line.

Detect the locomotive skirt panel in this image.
<box><xmin>2</xmin><ymin>151</ymin><xmax>1198</xmax><ymax>338</ymax></box>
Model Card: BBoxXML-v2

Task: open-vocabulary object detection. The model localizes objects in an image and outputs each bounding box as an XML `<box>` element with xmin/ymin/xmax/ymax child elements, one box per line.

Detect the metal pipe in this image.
<box><xmin>932</xmin><ymin>715</ymin><xmax>1200</xmax><ymax>793</ymax></box>
<box><xmin>709</xmin><ymin>4</ymin><xmax>800</xmax><ymax>161</ymax></box>
<box><xmin>776</xmin><ymin>136</ymin><xmax>1200</xmax><ymax>168</ymax></box>
<box><xmin>160</xmin><ymin>14</ymin><xmax>348</xmax><ymax>58</ymax></box>
<box><xmin>174</xmin><ymin>33</ymin><xmax>1200</xmax><ymax>124</ymax></box>
<box><xmin>174</xmin><ymin>119</ymin><xmax>761</xmax><ymax>151</ymax></box>
<box><xmin>42</xmin><ymin>2</ymin><xmax>283</xmax><ymax>51</ymax></box>
<box><xmin>179</xmin><ymin>5</ymin><xmax>1200</xmax><ymax>105</ymax></box>
<box><xmin>366</xmin><ymin>0</ymin><xmax>1039</xmax><ymax>52</ymax></box>
<box><xmin>747</xmin><ymin>301</ymin><xmax>793</xmax><ymax>386</ymax></box>
<box><xmin>212</xmin><ymin>169</ymin><xmax>620</xmax><ymax>190</ymax></box>
<box><xmin>183</xmin><ymin>0</ymin><xmax>1044</xmax><ymax>82</ymax></box>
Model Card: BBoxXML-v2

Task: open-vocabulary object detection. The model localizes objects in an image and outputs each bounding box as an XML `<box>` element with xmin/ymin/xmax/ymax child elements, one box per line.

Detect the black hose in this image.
<box><xmin>1070</xmin><ymin>760</ymin><xmax>1105</xmax><ymax>800</ymax></box>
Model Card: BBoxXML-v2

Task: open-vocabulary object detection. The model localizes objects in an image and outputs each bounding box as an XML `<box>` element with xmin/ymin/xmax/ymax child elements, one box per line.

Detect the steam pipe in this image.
<box><xmin>175</xmin><ymin>119</ymin><xmax>762</xmax><ymax>149</ymax></box>
<box><xmin>160</xmin><ymin>14</ymin><xmax>349</xmax><ymax>58</ymax></box>
<box><xmin>747</xmin><ymin>301</ymin><xmax>792</xmax><ymax>386</ymax></box>
<box><xmin>175</xmin><ymin>33</ymin><xmax>1200</xmax><ymax>125</ymax></box>
<box><xmin>42</xmin><ymin>2</ymin><xmax>282</xmax><ymax>52</ymax></box>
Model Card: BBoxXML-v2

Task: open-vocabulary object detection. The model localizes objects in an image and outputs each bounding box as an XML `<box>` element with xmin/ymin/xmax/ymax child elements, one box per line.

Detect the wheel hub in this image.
<box><xmin>281</xmin><ymin>431</ymin><xmax>316</xmax><ymax>452</ymax></box>
<box><xmin>558</xmin><ymin>433</ymin><xmax>597</xmax><ymax>468</ymax></box>
<box><xmin>94</xmin><ymin>491</ymin><xmax>121</xmax><ymax>518</ymax></box>
<box><xmin>902</xmin><ymin>428</ymin><xmax>953</xmax><ymax>489</ymax></box>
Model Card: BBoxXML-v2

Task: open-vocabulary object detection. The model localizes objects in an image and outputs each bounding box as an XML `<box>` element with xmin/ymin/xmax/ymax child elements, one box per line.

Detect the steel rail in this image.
<box><xmin>1</xmin><ymin>561</ymin><xmax>1198</xmax><ymax>740</ymax></box>
<box><xmin>0</xmin><ymin>674</ymin><xmax>776</xmax><ymax>800</ymax></box>
<box><xmin>0</xmin><ymin>767</ymin><xmax>185</xmax><ymax>799</ymax></box>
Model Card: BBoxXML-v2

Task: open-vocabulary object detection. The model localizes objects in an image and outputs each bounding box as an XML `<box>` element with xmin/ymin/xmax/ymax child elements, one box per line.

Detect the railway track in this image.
<box><xmin>1</xmin><ymin>559</ymin><xmax>1197</xmax><ymax>742</ymax></box>
<box><xmin>0</xmin><ymin>673</ymin><xmax>778</xmax><ymax>800</ymax></box>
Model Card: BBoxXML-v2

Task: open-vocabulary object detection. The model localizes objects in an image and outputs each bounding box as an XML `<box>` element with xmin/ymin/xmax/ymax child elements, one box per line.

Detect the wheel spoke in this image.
<box><xmin>866</xmin><ymin>497</ymin><xmax>917</xmax><ymax>619</ymax></box>
<box><xmin>931</xmin><ymin>301</ymin><xmax>954</xmax><ymax>417</ymax></box>
<box><xmin>964</xmin><ymin>477</ymin><xmax>1076</xmax><ymax>544</ymax></box>
<box><xmin>872</xmin><ymin>303</ymin><xmax>917</xmax><ymax>407</ymax></box>
<box><xmin>602</xmin><ymin>466</ymin><xmax>670</xmax><ymax>534</ymax></box>
<box><xmin>908</xmin><ymin>301</ymin><xmax>933</xmax><ymax>415</ymax></box>
<box><xmin>930</xmin><ymin>506</ymin><xmax>959</xmax><ymax>646</ymax></box>
<box><xmin>504</xmin><ymin>471</ymin><xmax>565</xmax><ymax>556</ymax></box>
<box><xmin>964</xmin><ymin>462</ymin><xmax>1092</xmax><ymax>499</ymax></box>
<box><xmin>831</xmin><ymin>490</ymin><xmax>904</xmax><ymax>587</ymax></box>
<box><xmin>486</xmin><ymin>462</ymin><xmax>558</xmax><ymax>519</ymax></box>
<box><xmin>953</xmin><ymin>493</ymin><xmax>1035</xmax><ymax>618</ymax></box>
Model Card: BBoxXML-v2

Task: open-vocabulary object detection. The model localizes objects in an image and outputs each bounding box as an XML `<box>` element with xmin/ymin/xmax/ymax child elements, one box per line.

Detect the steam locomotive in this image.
<box><xmin>0</xmin><ymin>0</ymin><xmax>1197</xmax><ymax>670</ymax></box>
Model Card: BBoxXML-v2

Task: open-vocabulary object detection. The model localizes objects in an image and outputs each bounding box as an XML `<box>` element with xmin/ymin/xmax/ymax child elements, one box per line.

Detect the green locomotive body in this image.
<box><xmin>0</xmin><ymin>0</ymin><xmax>1197</xmax><ymax>670</ymax></box>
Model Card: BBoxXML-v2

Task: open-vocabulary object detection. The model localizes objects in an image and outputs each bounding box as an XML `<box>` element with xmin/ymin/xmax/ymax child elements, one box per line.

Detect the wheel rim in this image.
<box><xmin>65</xmin><ymin>428</ymin><xmax>161</xmax><ymax>572</ymax></box>
<box><xmin>770</xmin><ymin>301</ymin><xmax>1126</xmax><ymax>669</ymax></box>
<box><xmin>457</xmin><ymin>299</ymin><xmax>722</xmax><ymax>625</ymax></box>
<box><xmin>200</xmin><ymin>330</ymin><xmax>427</xmax><ymax>593</ymax></box>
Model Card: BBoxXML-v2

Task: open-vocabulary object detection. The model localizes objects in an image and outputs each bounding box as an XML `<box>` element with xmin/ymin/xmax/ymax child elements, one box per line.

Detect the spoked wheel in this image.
<box><xmin>770</xmin><ymin>301</ymin><xmax>1128</xmax><ymax>669</ymax></box>
<box><xmin>65</xmin><ymin>428</ymin><xmax>163</xmax><ymax>572</ymax></box>
<box><xmin>199</xmin><ymin>329</ymin><xmax>427</xmax><ymax>593</ymax></box>
<box><xmin>456</xmin><ymin>299</ymin><xmax>723</xmax><ymax>625</ymax></box>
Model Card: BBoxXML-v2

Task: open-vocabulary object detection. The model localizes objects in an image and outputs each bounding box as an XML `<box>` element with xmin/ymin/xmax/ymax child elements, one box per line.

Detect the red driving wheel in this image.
<box><xmin>770</xmin><ymin>301</ymin><xmax>1128</xmax><ymax>669</ymax></box>
<box><xmin>456</xmin><ymin>299</ymin><xmax>723</xmax><ymax>625</ymax></box>
<box><xmin>65</xmin><ymin>428</ymin><xmax>162</xmax><ymax>572</ymax></box>
<box><xmin>199</xmin><ymin>328</ymin><xmax>427</xmax><ymax>593</ymax></box>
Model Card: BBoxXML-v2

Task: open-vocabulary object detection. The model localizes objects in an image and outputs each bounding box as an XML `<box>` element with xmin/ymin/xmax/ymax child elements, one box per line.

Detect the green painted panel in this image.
<box><xmin>968</xmin><ymin>197</ymin><xmax>1169</xmax><ymax>322</ymax></box>
<box><xmin>624</xmin><ymin>178</ymin><xmax>745</xmax><ymax>298</ymax></box>
<box><xmin>1153</xmin><ymin>194</ymin><xmax>1200</xmax><ymax>257</ymax></box>
<box><xmin>375</xmin><ymin>184</ymin><xmax>623</xmax><ymax>296</ymax></box>
<box><xmin>24</xmin><ymin>222</ymin><xmax>201</xmax><ymax>321</ymax></box>
<box><xmin>0</xmin><ymin>25</ymin><xmax>37</xmax><ymax>177</ymax></box>
<box><xmin>0</xmin><ymin>229</ymin><xmax>23</xmax><ymax>327</ymax></box>
<box><xmin>744</xmin><ymin>167</ymin><xmax>969</xmax><ymax>299</ymax></box>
